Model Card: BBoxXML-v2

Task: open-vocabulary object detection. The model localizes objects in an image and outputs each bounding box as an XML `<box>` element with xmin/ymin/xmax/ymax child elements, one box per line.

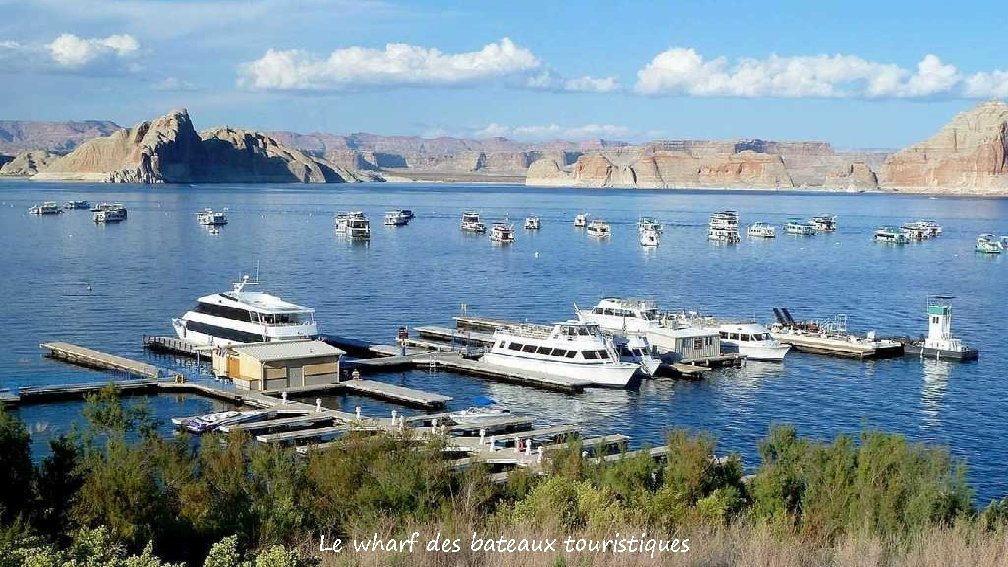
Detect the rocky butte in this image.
<box><xmin>881</xmin><ymin>100</ymin><xmax>1008</xmax><ymax>194</ymax></box>
<box><xmin>31</xmin><ymin>109</ymin><xmax>376</xmax><ymax>184</ymax></box>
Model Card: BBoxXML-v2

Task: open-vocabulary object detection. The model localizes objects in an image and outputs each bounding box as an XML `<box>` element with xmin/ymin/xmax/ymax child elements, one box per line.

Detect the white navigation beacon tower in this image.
<box><xmin>904</xmin><ymin>295</ymin><xmax>978</xmax><ymax>361</ymax></box>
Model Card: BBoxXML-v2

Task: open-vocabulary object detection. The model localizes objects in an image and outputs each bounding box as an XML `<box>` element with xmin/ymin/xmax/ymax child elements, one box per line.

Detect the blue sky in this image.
<box><xmin>2</xmin><ymin>0</ymin><xmax>1007</xmax><ymax>148</ymax></box>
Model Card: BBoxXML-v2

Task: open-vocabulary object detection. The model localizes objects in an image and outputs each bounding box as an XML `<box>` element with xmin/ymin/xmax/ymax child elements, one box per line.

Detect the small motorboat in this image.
<box><xmin>586</xmin><ymin>219</ymin><xmax>611</xmax><ymax>238</ymax></box>
<box><xmin>573</xmin><ymin>213</ymin><xmax>588</xmax><ymax>228</ymax></box>
<box><xmin>524</xmin><ymin>216</ymin><xmax>541</xmax><ymax>230</ymax></box>
<box><xmin>747</xmin><ymin>222</ymin><xmax>776</xmax><ymax>238</ymax></box>
<box><xmin>384</xmin><ymin>210</ymin><xmax>409</xmax><ymax>227</ymax></box>
<box><xmin>449</xmin><ymin>396</ymin><xmax>511</xmax><ymax>425</ymax></box>
<box><xmin>976</xmin><ymin>234</ymin><xmax>1002</xmax><ymax>254</ymax></box>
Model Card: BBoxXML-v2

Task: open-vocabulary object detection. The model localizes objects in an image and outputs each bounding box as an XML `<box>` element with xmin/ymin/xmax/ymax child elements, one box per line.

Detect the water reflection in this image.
<box><xmin>921</xmin><ymin>358</ymin><xmax>951</xmax><ymax>428</ymax></box>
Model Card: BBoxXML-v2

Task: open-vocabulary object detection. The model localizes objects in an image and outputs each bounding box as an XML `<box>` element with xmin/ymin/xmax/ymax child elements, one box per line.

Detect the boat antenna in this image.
<box><xmin>254</xmin><ymin>260</ymin><xmax>260</xmax><ymax>284</ymax></box>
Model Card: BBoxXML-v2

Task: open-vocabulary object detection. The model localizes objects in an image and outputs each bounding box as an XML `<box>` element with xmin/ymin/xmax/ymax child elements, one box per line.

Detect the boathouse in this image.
<box><xmin>212</xmin><ymin>340</ymin><xmax>344</xmax><ymax>391</ymax></box>
<box><xmin>661</xmin><ymin>327</ymin><xmax>721</xmax><ymax>362</ymax></box>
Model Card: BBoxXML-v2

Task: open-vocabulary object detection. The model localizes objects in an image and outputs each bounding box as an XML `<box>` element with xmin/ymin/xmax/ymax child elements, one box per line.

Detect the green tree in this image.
<box><xmin>0</xmin><ymin>408</ymin><xmax>34</xmax><ymax>525</ymax></box>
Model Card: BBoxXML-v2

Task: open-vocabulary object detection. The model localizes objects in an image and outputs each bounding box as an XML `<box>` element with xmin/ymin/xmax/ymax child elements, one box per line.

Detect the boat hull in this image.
<box><xmin>720</xmin><ymin>341</ymin><xmax>790</xmax><ymax>361</ymax></box>
<box><xmin>903</xmin><ymin>344</ymin><xmax>979</xmax><ymax>362</ymax></box>
<box><xmin>480</xmin><ymin>352</ymin><xmax>638</xmax><ymax>388</ymax></box>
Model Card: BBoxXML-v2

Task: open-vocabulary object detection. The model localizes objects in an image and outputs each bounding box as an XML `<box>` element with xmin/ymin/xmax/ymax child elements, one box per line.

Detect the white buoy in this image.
<box><xmin>534</xmin><ymin>251</ymin><xmax>540</xmax><ymax>258</ymax></box>
<box><xmin>489</xmin><ymin>436</ymin><xmax>496</xmax><ymax>451</ymax></box>
<box><xmin>514</xmin><ymin>436</ymin><xmax>521</xmax><ymax>453</ymax></box>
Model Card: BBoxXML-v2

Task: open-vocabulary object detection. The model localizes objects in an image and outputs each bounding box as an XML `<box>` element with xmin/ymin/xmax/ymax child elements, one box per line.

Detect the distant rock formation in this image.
<box><xmin>881</xmin><ymin>100</ymin><xmax>1008</xmax><ymax>193</ymax></box>
<box><xmin>0</xmin><ymin>150</ymin><xmax>61</xmax><ymax>176</ymax></box>
<box><xmin>0</xmin><ymin>120</ymin><xmax>120</xmax><ymax>155</ymax></box>
<box><xmin>33</xmin><ymin>109</ymin><xmax>367</xmax><ymax>184</ymax></box>
<box><xmin>824</xmin><ymin>162</ymin><xmax>879</xmax><ymax>190</ymax></box>
<box><xmin>527</xmin><ymin>147</ymin><xmax>794</xmax><ymax>189</ymax></box>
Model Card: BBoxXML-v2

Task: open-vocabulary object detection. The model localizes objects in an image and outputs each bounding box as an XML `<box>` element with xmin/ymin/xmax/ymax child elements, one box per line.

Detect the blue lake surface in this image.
<box><xmin>1</xmin><ymin>179</ymin><xmax>1006</xmax><ymax>502</ymax></box>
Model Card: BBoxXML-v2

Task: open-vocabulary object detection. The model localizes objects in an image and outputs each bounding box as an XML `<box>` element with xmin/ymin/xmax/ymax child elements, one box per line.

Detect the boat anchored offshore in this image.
<box><xmin>902</xmin><ymin>220</ymin><xmax>942</xmax><ymax>240</ymax></box>
<box><xmin>93</xmin><ymin>203</ymin><xmax>127</xmax><ymax>223</ymax></box>
<box><xmin>637</xmin><ymin>216</ymin><xmax>663</xmax><ymax>234</ymax></box>
<box><xmin>976</xmin><ymin>234</ymin><xmax>1002</xmax><ymax>254</ymax></box>
<box><xmin>784</xmin><ymin>218</ymin><xmax>816</xmax><ymax>235</ymax></box>
<box><xmin>196</xmin><ymin>208</ymin><xmax>228</xmax><ymax>226</ymax></box>
<box><xmin>639</xmin><ymin>227</ymin><xmax>660</xmax><ymax>247</ymax></box>
<box><xmin>810</xmin><ymin>214</ymin><xmax>837</xmax><ymax>232</ymax></box>
<box><xmin>29</xmin><ymin>201</ymin><xmax>63</xmax><ymax>215</ymax></box>
<box><xmin>460</xmin><ymin>211</ymin><xmax>487</xmax><ymax>233</ymax></box>
<box><xmin>586</xmin><ymin>219</ymin><xmax>611</xmax><ymax>238</ymax></box>
<box><xmin>335</xmin><ymin>211</ymin><xmax>370</xmax><ymax>239</ymax></box>
<box><xmin>747</xmin><ymin>222</ymin><xmax>776</xmax><ymax>238</ymax></box>
<box><xmin>481</xmin><ymin>320</ymin><xmax>640</xmax><ymax>387</ymax></box>
<box><xmin>384</xmin><ymin>210</ymin><xmax>409</xmax><ymax>227</ymax></box>
<box><xmin>172</xmin><ymin>274</ymin><xmax>318</xmax><ymax>346</ymax></box>
<box><xmin>489</xmin><ymin>222</ymin><xmax>516</xmax><ymax>244</ymax></box>
<box><xmin>573</xmin><ymin>213</ymin><xmax>589</xmax><ymax>228</ymax></box>
<box><xmin>874</xmin><ymin>226</ymin><xmax>909</xmax><ymax>244</ymax></box>
<box><xmin>717</xmin><ymin>323</ymin><xmax>790</xmax><ymax>361</ymax></box>
<box><xmin>902</xmin><ymin>296</ymin><xmax>978</xmax><ymax>361</ymax></box>
<box><xmin>708</xmin><ymin>210</ymin><xmax>741</xmax><ymax>243</ymax></box>
<box><xmin>524</xmin><ymin>216</ymin><xmax>541</xmax><ymax>230</ymax></box>
<box><xmin>63</xmin><ymin>200</ymin><xmax>90</xmax><ymax>210</ymax></box>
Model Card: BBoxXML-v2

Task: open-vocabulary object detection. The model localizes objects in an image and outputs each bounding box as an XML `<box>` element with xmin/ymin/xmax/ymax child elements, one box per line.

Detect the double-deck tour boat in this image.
<box><xmin>460</xmin><ymin>211</ymin><xmax>487</xmax><ymax>233</ymax></box>
<box><xmin>172</xmin><ymin>274</ymin><xmax>318</xmax><ymax>346</ymax></box>
<box><xmin>481</xmin><ymin>320</ymin><xmax>640</xmax><ymax>387</ymax></box>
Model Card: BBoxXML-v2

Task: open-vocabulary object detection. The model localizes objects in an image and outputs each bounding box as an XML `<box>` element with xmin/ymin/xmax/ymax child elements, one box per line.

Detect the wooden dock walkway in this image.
<box><xmin>41</xmin><ymin>341</ymin><xmax>162</xmax><ymax>379</ymax></box>
<box><xmin>219</xmin><ymin>413</ymin><xmax>332</xmax><ymax>434</ymax></box>
<box><xmin>339</xmin><ymin>379</ymin><xmax>452</xmax><ymax>409</ymax></box>
<box><xmin>415</xmin><ymin>325</ymin><xmax>495</xmax><ymax>347</ymax></box>
<box><xmin>449</xmin><ymin>415</ymin><xmax>534</xmax><ymax>435</ymax></box>
<box><xmin>418</xmin><ymin>352</ymin><xmax>588</xmax><ymax>393</ymax></box>
<box><xmin>256</xmin><ymin>425</ymin><xmax>349</xmax><ymax>445</ymax></box>
<box><xmin>142</xmin><ymin>336</ymin><xmax>212</xmax><ymax>359</ymax></box>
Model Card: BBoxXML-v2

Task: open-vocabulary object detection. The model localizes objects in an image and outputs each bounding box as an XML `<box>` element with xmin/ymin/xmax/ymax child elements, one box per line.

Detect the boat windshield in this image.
<box><xmin>259</xmin><ymin>312</ymin><xmax>314</xmax><ymax>325</ymax></box>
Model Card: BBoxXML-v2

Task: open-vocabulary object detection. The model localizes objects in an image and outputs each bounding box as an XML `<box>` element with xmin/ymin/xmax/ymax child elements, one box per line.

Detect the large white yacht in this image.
<box><xmin>461</xmin><ymin>211</ymin><xmax>487</xmax><ymax>233</ymax></box>
<box><xmin>172</xmin><ymin>275</ymin><xmax>318</xmax><ymax>346</ymax></box>
<box><xmin>708</xmin><ymin>211</ymin><xmax>741</xmax><ymax>243</ymax></box>
<box><xmin>335</xmin><ymin>211</ymin><xmax>370</xmax><ymax>239</ymax></box>
<box><xmin>716</xmin><ymin>323</ymin><xmax>791</xmax><ymax>361</ymax></box>
<box><xmin>481</xmin><ymin>321</ymin><xmax>640</xmax><ymax>387</ymax></box>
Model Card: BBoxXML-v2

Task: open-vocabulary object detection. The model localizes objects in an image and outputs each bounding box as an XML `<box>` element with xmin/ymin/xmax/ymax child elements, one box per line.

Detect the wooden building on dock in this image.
<box><xmin>212</xmin><ymin>340</ymin><xmax>344</xmax><ymax>391</ymax></box>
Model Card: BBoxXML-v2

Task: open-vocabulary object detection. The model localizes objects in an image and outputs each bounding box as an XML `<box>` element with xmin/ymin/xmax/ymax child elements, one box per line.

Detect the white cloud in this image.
<box><xmin>563</xmin><ymin>75</ymin><xmax>620</xmax><ymax>93</ymax></box>
<box><xmin>239</xmin><ymin>38</ymin><xmax>542</xmax><ymax>90</ymax></box>
<box><xmin>474</xmin><ymin>123</ymin><xmax>630</xmax><ymax>141</ymax></box>
<box><xmin>635</xmin><ymin>47</ymin><xmax>1006</xmax><ymax>99</ymax></box>
<box><xmin>47</xmin><ymin>33</ymin><xmax>139</xmax><ymax>68</ymax></box>
<box><xmin>151</xmin><ymin>76</ymin><xmax>200</xmax><ymax>91</ymax></box>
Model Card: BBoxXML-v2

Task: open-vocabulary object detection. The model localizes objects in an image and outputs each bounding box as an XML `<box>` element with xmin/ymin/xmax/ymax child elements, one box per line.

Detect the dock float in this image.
<box><xmin>41</xmin><ymin>342</ymin><xmax>162</xmax><ymax>379</ymax></box>
<box><xmin>418</xmin><ymin>352</ymin><xmax>588</xmax><ymax>393</ymax></box>
<box><xmin>339</xmin><ymin>379</ymin><xmax>452</xmax><ymax>409</ymax></box>
<box><xmin>142</xmin><ymin>336</ymin><xmax>213</xmax><ymax>359</ymax></box>
<box><xmin>219</xmin><ymin>413</ymin><xmax>331</xmax><ymax>434</ymax></box>
<box><xmin>256</xmin><ymin>425</ymin><xmax>349</xmax><ymax>445</ymax></box>
<box><xmin>449</xmin><ymin>415</ymin><xmax>534</xmax><ymax>435</ymax></box>
<box><xmin>415</xmin><ymin>325</ymin><xmax>496</xmax><ymax>347</ymax></box>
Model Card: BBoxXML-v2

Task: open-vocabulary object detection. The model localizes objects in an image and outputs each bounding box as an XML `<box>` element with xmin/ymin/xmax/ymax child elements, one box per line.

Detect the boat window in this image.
<box><xmin>730</xmin><ymin>333</ymin><xmax>740</xmax><ymax>340</ymax></box>
<box><xmin>194</xmin><ymin>302</ymin><xmax>255</xmax><ymax>322</ymax></box>
<box><xmin>507</xmin><ymin>342</ymin><xmax>522</xmax><ymax>351</ymax></box>
<box><xmin>536</xmin><ymin>346</ymin><xmax>551</xmax><ymax>355</ymax></box>
<box><xmin>593</xmin><ymin>308</ymin><xmax>604</xmax><ymax>314</ymax></box>
<box><xmin>521</xmin><ymin>344</ymin><xmax>537</xmax><ymax>353</ymax></box>
<box><xmin>565</xmin><ymin>351</ymin><xmax>577</xmax><ymax>358</ymax></box>
<box><xmin>577</xmin><ymin>327</ymin><xmax>589</xmax><ymax>336</ymax></box>
<box><xmin>597</xmin><ymin>350</ymin><xmax>610</xmax><ymax>359</ymax></box>
<box><xmin>603</xmin><ymin>308</ymin><xmax>614</xmax><ymax>316</ymax></box>
<box><xmin>740</xmin><ymin>334</ymin><xmax>750</xmax><ymax>341</ymax></box>
<box><xmin>719</xmin><ymin>331</ymin><xmax>729</xmax><ymax>339</ymax></box>
<box><xmin>497</xmin><ymin>341</ymin><xmax>506</xmax><ymax>348</ymax></box>
<box><xmin>550</xmin><ymin>348</ymin><xmax>567</xmax><ymax>357</ymax></box>
<box><xmin>582</xmin><ymin>351</ymin><xmax>599</xmax><ymax>360</ymax></box>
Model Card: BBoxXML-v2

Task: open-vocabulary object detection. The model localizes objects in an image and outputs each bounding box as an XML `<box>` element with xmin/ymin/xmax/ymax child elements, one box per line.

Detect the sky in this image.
<box><xmin>2</xmin><ymin>0</ymin><xmax>1007</xmax><ymax>148</ymax></box>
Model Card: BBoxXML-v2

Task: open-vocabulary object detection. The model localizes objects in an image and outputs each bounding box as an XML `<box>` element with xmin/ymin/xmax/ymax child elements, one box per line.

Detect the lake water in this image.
<box><xmin>2</xmin><ymin>180</ymin><xmax>1006</xmax><ymax>502</ymax></box>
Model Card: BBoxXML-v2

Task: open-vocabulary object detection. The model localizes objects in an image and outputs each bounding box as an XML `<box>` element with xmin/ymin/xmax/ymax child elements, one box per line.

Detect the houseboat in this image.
<box><xmin>93</xmin><ymin>203</ymin><xmax>127</xmax><ymax>223</ymax></box>
<box><xmin>586</xmin><ymin>219</ymin><xmax>611</xmax><ymax>238</ymax></box>
<box><xmin>523</xmin><ymin>216</ymin><xmax>541</xmax><ymax>230</ymax></box>
<box><xmin>976</xmin><ymin>234</ymin><xmax>1002</xmax><ymax>254</ymax></box>
<box><xmin>708</xmin><ymin>211</ymin><xmax>741</xmax><ymax>243</ymax></box>
<box><xmin>384</xmin><ymin>210</ymin><xmax>409</xmax><ymax>227</ymax></box>
<box><xmin>810</xmin><ymin>214</ymin><xmax>837</xmax><ymax>232</ymax></box>
<box><xmin>784</xmin><ymin>218</ymin><xmax>816</xmax><ymax>235</ymax></box>
<box><xmin>746</xmin><ymin>222</ymin><xmax>776</xmax><ymax>238</ymax></box>
<box><xmin>874</xmin><ymin>227</ymin><xmax>909</xmax><ymax>244</ymax></box>
<box><xmin>574</xmin><ymin>213</ymin><xmax>589</xmax><ymax>228</ymax></box>
<box><xmin>489</xmin><ymin>222</ymin><xmax>516</xmax><ymax>244</ymax></box>
<box><xmin>29</xmin><ymin>201</ymin><xmax>63</xmax><ymax>215</ymax></box>
<box><xmin>63</xmin><ymin>200</ymin><xmax>90</xmax><ymax>210</ymax></box>
<box><xmin>196</xmin><ymin>208</ymin><xmax>228</xmax><ymax>226</ymax></box>
<box><xmin>460</xmin><ymin>211</ymin><xmax>487</xmax><ymax>233</ymax></box>
<box><xmin>639</xmin><ymin>227</ymin><xmax>660</xmax><ymax>247</ymax></box>
<box><xmin>335</xmin><ymin>211</ymin><xmax>370</xmax><ymax>239</ymax></box>
<box><xmin>637</xmin><ymin>216</ymin><xmax>663</xmax><ymax>234</ymax></box>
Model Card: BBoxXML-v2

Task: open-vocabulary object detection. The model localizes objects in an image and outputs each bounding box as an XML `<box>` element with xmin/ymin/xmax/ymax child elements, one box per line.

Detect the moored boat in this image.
<box><xmin>639</xmin><ymin>227</ymin><xmax>660</xmax><ymax>247</ymax></box>
<box><xmin>637</xmin><ymin>216</ymin><xmax>663</xmax><ymax>234</ymax></box>
<box><xmin>334</xmin><ymin>211</ymin><xmax>370</xmax><ymax>239</ymax></box>
<box><xmin>573</xmin><ymin>213</ymin><xmax>588</xmax><ymax>228</ymax></box>
<box><xmin>613</xmin><ymin>334</ymin><xmax>661</xmax><ymax>376</ymax></box>
<box><xmin>769</xmin><ymin>310</ymin><xmax>903</xmax><ymax>359</ymax></box>
<box><xmin>489</xmin><ymin>222</ymin><xmax>516</xmax><ymax>244</ymax></box>
<box><xmin>810</xmin><ymin>214</ymin><xmax>837</xmax><ymax>232</ymax></box>
<box><xmin>708</xmin><ymin>210</ymin><xmax>741</xmax><ymax>243</ymax></box>
<box><xmin>586</xmin><ymin>219</ymin><xmax>611</xmax><ymax>238</ymax></box>
<box><xmin>449</xmin><ymin>396</ymin><xmax>511</xmax><ymax>425</ymax></box>
<box><xmin>523</xmin><ymin>216</ymin><xmax>541</xmax><ymax>230</ymax></box>
<box><xmin>874</xmin><ymin>226</ymin><xmax>909</xmax><ymax>244</ymax></box>
<box><xmin>93</xmin><ymin>203</ymin><xmax>127</xmax><ymax>223</ymax></box>
<box><xmin>784</xmin><ymin>218</ymin><xmax>816</xmax><ymax>235</ymax></box>
<box><xmin>460</xmin><ymin>211</ymin><xmax>487</xmax><ymax>233</ymax></box>
<box><xmin>196</xmin><ymin>208</ymin><xmax>228</xmax><ymax>226</ymax></box>
<box><xmin>976</xmin><ymin>234</ymin><xmax>1002</xmax><ymax>254</ymax></box>
<box><xmin>902</xmin><ymin>295</ymin><xmax>978</xmax><ymax>361</ymax></box>
<box><xmin>384</xmin><ymin>210</ymin><xmax>409</xmax><ymax>227</ymax></box>
<box><xmin>63</xmin><ymin>200</ymin><xmax>90</xmax><ymax>210</ymax></box>
<box><xmin>481</xmin><ymin>320</ymin><xmax>640</xmax><ymax>387</ymax></box>
<box><xmin>29</xmin><ymin>201</ymin><xmax>63</xmax><ymax>215</ymax></box>
<box><xmin>746</xmin><ymin>222</ymin><xmax>776</xmax><ymax>238</ymax></box>
<box><xmin>716</xmin><ymin>323</ymin><xmax>790</xmax><ymax>361</ymax></box>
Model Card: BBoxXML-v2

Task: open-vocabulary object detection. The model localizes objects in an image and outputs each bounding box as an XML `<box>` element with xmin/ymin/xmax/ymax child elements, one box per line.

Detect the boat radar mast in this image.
<box><xmin>233</xmin><ymin>262</ymin><xmax>261</xmax><ymax>293</ymax></box>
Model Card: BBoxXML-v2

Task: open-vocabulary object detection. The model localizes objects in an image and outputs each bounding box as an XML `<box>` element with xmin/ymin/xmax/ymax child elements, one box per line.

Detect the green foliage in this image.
<box><xmin>1</xmin><ymin>526</ymin><xmax>183</xmax><ymax>567</ymax></box>
<box><xmin>34</xmin><ymin>435</ymin><xmax>84</xmax><ymax>540</ymax></box>
<box><xmin>0</xmin><ymin>407</ymin><xmax>34</xmax><ymax>524</ymax></box>
<box><xmin>511</xmin><ymin>476</ymin><xmax>626</xmax><ymax>531</ymax></box>
<box><xmin>979</xmin><ymin>496</ymin><xmax>1008</xmax><ymax>531</ymax></box>
<box><xmin>81</xmin><ymin>385</ymin><xmax>158</xmax><ymax>438</ymax></box>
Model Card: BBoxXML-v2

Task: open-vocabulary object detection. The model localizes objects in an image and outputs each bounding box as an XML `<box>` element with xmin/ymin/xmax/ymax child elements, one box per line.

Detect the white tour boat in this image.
<box><xmin>460</xmin><ymin>211</ymin><xmax>487</xmax><ymax>233</ymax></box>
<box><xmin>93</xmin><ymin>203</ymin><xmax>127</xmax><ymax>223</ymax></box>
<box><xmin>172</xmin><ymin>274</ymin><xmax>318</xmax><ymax>346</ymax></box>
<box><xmin>334</xmin><ymin>211</ymin><xmax>370</xmax><ymax>239</ymax></box>
<box><xmin>481</xmin><ymin>321</ymin><xmax>640</xmax><ymax>387</ymax></box>
<box><xmin>976</xmin><ymin>234</ymin><xmax>1002</xmax><ymax>254</ymax></box>
<box><xmin>573</xmin><ymin>213</ymin><xmax>589</xmax><ymax>228</ymax></box>
<box><xmin>708</xmin><ymin>210</ymin><xmax>741</xmax><ymax>243</ymax></box>
<box><xmin>384</xmin><ymin>210</ymin><xmax>409</xmax><ymax>227</ymax></box>
<box><xmin>524</xmin><ymin>216</ymin><xmax>541</xmax><ymax>230</ymax></box>
<box><xmin>784</xmin><ymin>218</ymin><xmax>816</xmax><ymax>235</ymax></box>
<box><xmin>29</xmin><ymin>201</ymin><xmax>63</xmax><ymax>215</ymax></box>
<box><xmin>875</xmin><ymin>226</ymin><xmax>909</xmax><ymax>244</ymax></box>
<box><xmin>586</xmin><ymin>219</ymin><xmax>611</xmax><ymax>238</ymax></box>
<box><xmin>196</xmin><ymin>208</ymin><xmax>228</xmax><ymax>226</ymax></box>
<box><xmin>747</xmin><ymin>222</ymin><xmax>776</xmax><ymax>238</ymax></box>
<box><xmin>637</xmin><ymin>216</ymin><xmax>663</xmax><ymax>234</ymax></box>
<box><xmin>489</xmin><ymin>222</ymin><xmax>516</xmax><ymax>244</ymax></box>
<box><xmin>717</xmin><ymin>323</ymin><xmax>791</xmax><ymax>361</ymax></box>
<box><xmin>810</xmin><ymin>214</ymin><xmax>837</xmax><ymax>232</ymax></box>
<box><xmin>639</xmin><ymin>227</ymin><xmax>660</xmax><ymax>247</ymax></box>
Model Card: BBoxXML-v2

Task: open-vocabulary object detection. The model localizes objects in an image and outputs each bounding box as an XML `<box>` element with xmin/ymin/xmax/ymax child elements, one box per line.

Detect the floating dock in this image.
<box><xmin>143</xmin><ymin>336</ymin><xmax>213</xmax><ymax>359</ymax></box>
<box><xmin>41</xmin><ymin>341</ymin><xmax>162</xmax><ymax>379</ymax></box>
<box><xmin>337</xmin><ymin>379</ymin><xmax>452</xmax><ymax>409</ymax></box>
